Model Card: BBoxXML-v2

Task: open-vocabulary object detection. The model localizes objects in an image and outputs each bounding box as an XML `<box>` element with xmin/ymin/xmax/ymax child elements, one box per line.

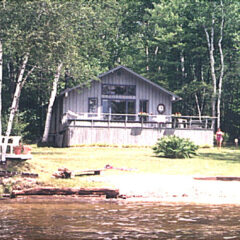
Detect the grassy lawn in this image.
<box><xmin>2</xmin><ymin>145</ymin><xmax>240</xmax><ymax>189</ymax></box>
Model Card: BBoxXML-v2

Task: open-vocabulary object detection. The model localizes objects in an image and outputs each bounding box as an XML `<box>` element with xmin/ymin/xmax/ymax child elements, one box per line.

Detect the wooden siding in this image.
<box><xmin>63</xmin><ymin>81</ymin><xmax>101</xmax><ymax>115</ymax></box>
<box><xmin>62</xmin><ymin>127</ymin><xmax>214</xmax><ymax>147</ymax></box>
<box><xmin>62</xmin><ymin>68</ymin><xmax>172</xmax><ymax>116</ymax></box>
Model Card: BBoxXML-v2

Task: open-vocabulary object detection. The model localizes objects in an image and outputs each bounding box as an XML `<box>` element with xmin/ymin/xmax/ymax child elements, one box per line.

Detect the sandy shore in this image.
<box><xmin>2</xmin><ymin>172</ymin><xmax>240</xmax><ymax>205</ymax></box>
<box><xmin>99</xmin><ymin>173</ymin><xmax>240</xmax><ymax>205</ymax></box>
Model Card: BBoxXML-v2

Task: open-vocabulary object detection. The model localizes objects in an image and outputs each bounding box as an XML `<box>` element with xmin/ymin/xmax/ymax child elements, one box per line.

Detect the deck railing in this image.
<box><xmin>63</xmin><ymin>111</ymin><xmax>215</xmax><ymax>130</ymax></box>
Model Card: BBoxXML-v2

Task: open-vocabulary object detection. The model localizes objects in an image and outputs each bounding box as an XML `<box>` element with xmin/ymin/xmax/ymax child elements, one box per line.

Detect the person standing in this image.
<box><xmin>216</xmin><ymin>128</ymin><xmax>224</xmax><ymax>148</ymax></box>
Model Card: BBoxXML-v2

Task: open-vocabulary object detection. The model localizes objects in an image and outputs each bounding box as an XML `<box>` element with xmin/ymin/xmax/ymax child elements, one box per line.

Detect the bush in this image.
<box><xmin>153</xmin><ymin>135</ymin><xmax>198</xmax><ymax>158</ymax></box>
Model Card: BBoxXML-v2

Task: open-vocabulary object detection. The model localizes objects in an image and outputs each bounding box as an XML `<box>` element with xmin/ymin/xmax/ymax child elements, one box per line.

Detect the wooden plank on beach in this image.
<box><xmin>53</xmin><ymin>168</ymin><xmax>103</xmax><ymax>179</ymax></box>
<box><xmin>194</xmin><ymin>176</ymin><xmax>240</xmax><ymax>181</ymax></box>
<box><xmin>74</xmin><ymin>169</ymin><xmax>103</xmax><ymax>176</ymax></box>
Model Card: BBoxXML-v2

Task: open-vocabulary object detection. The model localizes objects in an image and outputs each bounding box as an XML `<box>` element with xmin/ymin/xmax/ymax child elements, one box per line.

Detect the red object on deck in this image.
<box><xmin>13</xmin><ymin>146</ymin><xmax>22</xmax><ymax>155</ymax></box>
<box><xmin>13</xmin><ymin>145</ymin><xmax>31</xmax><ymax>155</ymax></box>
<box><xmin>22</xmin><ymin>146</ymin><xmax>31</xmax><ymax>154</ymax></box>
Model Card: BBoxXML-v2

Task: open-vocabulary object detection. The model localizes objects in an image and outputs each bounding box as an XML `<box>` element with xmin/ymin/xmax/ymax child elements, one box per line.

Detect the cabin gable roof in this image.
<box><xmin>59</xmin><ymin>65</ymin><xmax>181</xmax><ymax>101</ymax></box>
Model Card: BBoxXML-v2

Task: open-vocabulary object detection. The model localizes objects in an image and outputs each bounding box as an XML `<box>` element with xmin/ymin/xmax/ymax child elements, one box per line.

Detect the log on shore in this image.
<box><xmin>194</xmin><ymin>176</ymin><xmax>240</xmax><ymax>181</ymax></box>
<box><xmin>0</xmin><ymin>170</ymin><xmax>38</xmax><ymax>178</ymax></box>
<box><xmin>11</xmin><ymin>187</ymin><xmax>119</xmax><ymax>199</ymax></box>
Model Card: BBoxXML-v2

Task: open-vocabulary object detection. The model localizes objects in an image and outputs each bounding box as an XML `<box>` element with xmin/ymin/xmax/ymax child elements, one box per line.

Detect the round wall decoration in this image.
<box><xmin>157</xmin><ymin>104</ymin><xmax>165</xmax><ymax>114</ymax></box>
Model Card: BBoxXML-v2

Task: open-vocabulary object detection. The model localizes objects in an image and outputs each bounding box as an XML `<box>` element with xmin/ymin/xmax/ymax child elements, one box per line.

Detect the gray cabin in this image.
<box><xmin>49</xmin><ymin>66</ymin><xmax>214</xmax><ymax>147</ymax></box>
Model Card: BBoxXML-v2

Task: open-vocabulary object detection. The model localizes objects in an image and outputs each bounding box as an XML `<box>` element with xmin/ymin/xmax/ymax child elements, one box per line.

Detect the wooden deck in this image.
<box><xmin>65</xmin><ymin>113</ymin><xmax>215</xmax><ymax>130</ymax></box>
<box><xmin>49</xmin><ymin>113</ymin><xmax>216</xmax><ymax>147</ymax></box>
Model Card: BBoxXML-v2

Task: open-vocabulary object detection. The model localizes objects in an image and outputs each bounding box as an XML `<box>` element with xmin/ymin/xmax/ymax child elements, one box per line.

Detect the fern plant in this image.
<box><xmin>153</xmin><ymin>135</ymin><xmax>198</xmax><ymax>158</ymax></box>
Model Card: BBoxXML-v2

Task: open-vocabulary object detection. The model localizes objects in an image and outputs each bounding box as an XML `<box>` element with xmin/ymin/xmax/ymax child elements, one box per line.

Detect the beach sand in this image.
<box><xmin>100</xmin><ymin>173</ymin><xmax>240</xmax><ymax>204</ymax></box>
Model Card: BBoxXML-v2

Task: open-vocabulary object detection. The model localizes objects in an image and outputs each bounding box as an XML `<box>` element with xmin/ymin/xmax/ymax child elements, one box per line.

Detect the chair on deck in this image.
<box><xmin>0</xmin><ymin>136</ymin><xmax>22</xmax><ymax>155</ymax></box>
<box><xmin>152</xmin><ymin>115</ymin><xmax>168</xmax><ymax>128</ymax></box>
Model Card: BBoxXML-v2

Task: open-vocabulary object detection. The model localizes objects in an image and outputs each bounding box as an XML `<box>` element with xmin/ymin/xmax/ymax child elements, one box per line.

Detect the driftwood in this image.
<box><xmin>194</xmin><ymin>176</ymin><xmax>240</xmax><ymax>181</ymax></box>
<box><xmin>52</xmin><ymin>168</ymin><xmax>103</xmax><ymax>178</ymax></box>
<box><xmin>52</xmin><ymin>165</ymin><xmax>138</xmax><ymax>180</ymax></box>
<box><xmin>11</xmin><ymin>187</ymin><xmax>119</xmax><ymax>199</ymax></box>
<box><xmin>52</xmin><ymin>168</ymin><xmax>72</xmax><ymax>178</ymax></box>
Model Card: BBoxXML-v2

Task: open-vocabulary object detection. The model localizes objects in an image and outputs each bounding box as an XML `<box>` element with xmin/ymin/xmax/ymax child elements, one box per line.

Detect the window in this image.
<box><xmin>102</xmin><ymin>84</ymin><xmax>136</xmax><ymax>96</ymax></box>
<box><xmin>88</xmin><ymin>98</ymin><xmax>98</xmax><ymax>113</ymax></box>
<box><xmin>102</xmin><ymin>99</ymin><xmax>136</xmax><ymax>120</ymax></box>
<box><xmin>139</xmin><ymin>100</ymin><xmax>149</xmax><ymax>113</ymax></box>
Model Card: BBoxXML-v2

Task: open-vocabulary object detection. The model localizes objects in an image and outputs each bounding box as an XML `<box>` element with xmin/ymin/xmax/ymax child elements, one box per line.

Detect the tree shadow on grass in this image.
<box><xmin>198</xmin><ymin>151</ymin><xmax>240</xmax><ymax>163</ymax></box>
<box><xmin>0</xmin><ymin>159</ymin><xmax>31</xmax><ymax>172</ymax></box>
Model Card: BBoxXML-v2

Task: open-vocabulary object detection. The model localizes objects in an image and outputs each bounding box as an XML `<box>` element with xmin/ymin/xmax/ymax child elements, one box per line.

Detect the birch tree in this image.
<box><xmin>203</xmin><ymin>1</ymin><xmax>225</xmax><ymax>129</ymax></box>
<box><xmin>0</xmin><ymin>39</ymin><xmax>2</xmax><ymax>137</ymax></box>
<box><xmin>0</xmin><ymin>0</ymin><xmax>6</xmax><ymax>137</ymax></box>
<box><xmin>1</xmin><ymin>54</ymin><xmax>29</xmax><ymax>162</ymax></box>
<box><xmin>42</xmin><ymin>62</ymin><xmax>62</xmax><ymax>142</ymax></box>
<box><xmin>41</xmin><ymin>0</ymin><xmax>115</xmax><ymax>143</ymax></box>
<box><xmin>216</xmin><ymin>0</ymin><xmax>224</xmax><ymax>129</ymax></box>
<box><xmin>0</xmin><ymin>0</ymin><xmax>56</xmax><ymax>161</ymax></box>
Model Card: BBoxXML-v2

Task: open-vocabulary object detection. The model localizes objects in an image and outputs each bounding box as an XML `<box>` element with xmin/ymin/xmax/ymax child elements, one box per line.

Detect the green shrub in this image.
<box><xmin>153</xmin><ymin>135</ymin><xmax>198</xmax><ymax>158</ymax></box>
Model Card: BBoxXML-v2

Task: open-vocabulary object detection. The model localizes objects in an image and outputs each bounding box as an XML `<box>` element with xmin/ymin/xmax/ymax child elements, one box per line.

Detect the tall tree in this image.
<box><xmin>42</xmin><ymin>62</ymin><xmax>62</xmax><ymax>142</ymax></box>
<box><xmin>0</xmin><ymin>39</ymin><xmax>2</xmax><ymax>137</ymax></box>
<box><xmin>41</xmin><ymin>0</ymin><xmax>115</xmax><ymax>143</ymax></box>
<box><xmin>148</xmin><ymin>0</ymin><xmax>240</xmax><ymax>130</ymax></box>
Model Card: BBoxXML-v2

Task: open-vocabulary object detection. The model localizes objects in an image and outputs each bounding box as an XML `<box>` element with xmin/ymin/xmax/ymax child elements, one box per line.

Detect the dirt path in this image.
<box><xmin>100</xmin><ymin>173</ymin><xmax>240</xmax><ymax>204</ymax></box>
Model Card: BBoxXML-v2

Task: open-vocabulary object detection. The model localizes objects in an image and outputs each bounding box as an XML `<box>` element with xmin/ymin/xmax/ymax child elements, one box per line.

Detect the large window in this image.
<box><xmin>102</xmin><ymin>99</ymin><xmax>136</xmax><ymax>120</ymax></box>
<box><xmin>102</xmin><ymin>84</ymin><xmax>136</xmax><ymax>96</ymax></box>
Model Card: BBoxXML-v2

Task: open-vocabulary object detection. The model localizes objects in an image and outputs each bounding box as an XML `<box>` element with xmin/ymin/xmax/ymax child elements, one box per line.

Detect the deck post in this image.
<box><xmin>108</xmin><ymin>114</ymin><xmax>110</xmax><ymax>128</ymax></box>
<box><xmin>205</xmin><ymin>119</ymin><xmax>208</xmax><ymax>128</ymax></box>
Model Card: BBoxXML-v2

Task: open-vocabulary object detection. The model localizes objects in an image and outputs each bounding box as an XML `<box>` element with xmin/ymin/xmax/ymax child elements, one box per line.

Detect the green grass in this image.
<box><xmin>2</xmin><ymin>145</ymin><xmax>240</xmax><ymax>188</ymax></box>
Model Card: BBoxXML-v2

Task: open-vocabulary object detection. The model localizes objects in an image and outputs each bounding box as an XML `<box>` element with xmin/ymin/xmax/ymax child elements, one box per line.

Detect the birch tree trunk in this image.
<box><xmin>146</xmin><ymin>45</ymin><xmax>149</xmax><ymax>71</ymax></box>
<box><xmin>217</xmin><ymin>0</ymin><xmax>224</xmax><ymax>129</ymax></box>
<box><xmin>42</xmin><ymin>62</ymin><xmax>63</xmax><ymax>143</ymax></box>
<box><xmin>1</xmin><ymin>53</ymin><xmax>29</xmax><ymax>162</ymax></box>
<box><xmin>180</xmin><ymin>51</ymin><xmax>186</xmax><ymax>79</ymax></box>
<box><xmin>0</xmin><ymin>39</ymin><xmax>2</xmax><ymax>136</ymax></box>
<box><xmin>204</xmin><ymin>13</ymin><xmax>217</xmax><ymax>129</ymax></box>
<box><xmin>16</xmin><ymin>65</ymin><xmax>36</xmax><ymax>110</ymax></box>
<box><xmin>195</xmin><ymin>93</ymin><xmax>202</xmax><ymax>121</ymax></box>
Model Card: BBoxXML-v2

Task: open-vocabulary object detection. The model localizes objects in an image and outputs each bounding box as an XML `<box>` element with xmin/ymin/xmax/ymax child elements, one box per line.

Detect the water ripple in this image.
<box><xmin>0</xmin><ymin>201</ymin><xmax>240</xmax><ymax>239</ymax></box>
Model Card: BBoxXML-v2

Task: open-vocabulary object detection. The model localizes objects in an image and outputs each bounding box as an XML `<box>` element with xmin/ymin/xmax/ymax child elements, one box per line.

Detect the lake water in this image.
<box><xmin>1</xmin><ymin>198</ymin><xmax>240</xmax><ymax>239</ymax></box>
